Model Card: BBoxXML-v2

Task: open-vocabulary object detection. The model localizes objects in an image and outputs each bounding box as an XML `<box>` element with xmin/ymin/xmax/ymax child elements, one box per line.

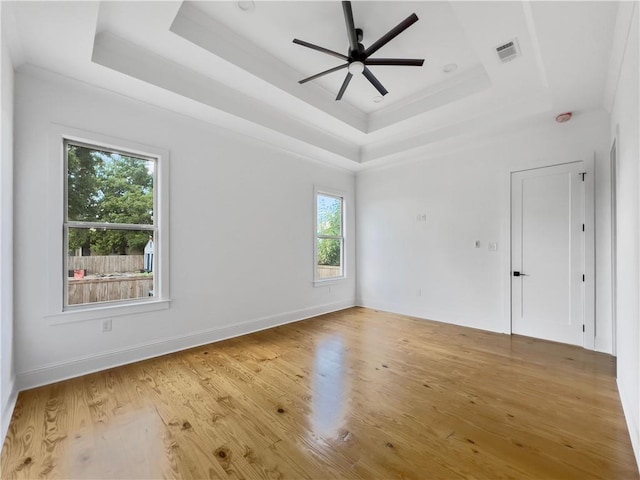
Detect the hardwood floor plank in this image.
<box><xmin>2</xmin><ymin>307</ymin><xmax>638</xmax><ymax>479</ymax></box>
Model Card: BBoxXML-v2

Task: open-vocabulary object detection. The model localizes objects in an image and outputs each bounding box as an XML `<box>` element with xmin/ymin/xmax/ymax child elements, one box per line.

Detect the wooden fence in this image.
<box><xmin>68</xmin><ymin>275</ymin><xmax>153</xmax><ymax>305</ymax></box>
<box><xmin>68</xmin><ymin>255</ymin><xmax>144</xmax><ymax>274</ymax></box>
<box><xmin>317</xmin><ymin>265</ymin><xmax>341</xmax><ymax>278</ymax></box>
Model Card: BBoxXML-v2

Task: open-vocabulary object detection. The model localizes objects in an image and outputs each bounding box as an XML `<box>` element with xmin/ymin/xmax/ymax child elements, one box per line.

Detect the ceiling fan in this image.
<box><xmin>293</xmin><ymin>1</ymin><xmax>424</xmax><ymax>101</ymax></box>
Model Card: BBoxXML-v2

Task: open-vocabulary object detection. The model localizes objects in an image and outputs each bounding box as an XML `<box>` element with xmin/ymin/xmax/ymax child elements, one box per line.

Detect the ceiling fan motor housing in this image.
<box><xmin>349</xmin><ymin>28</ymin><xmax>365</xmax><ymax>61</ymax></box>
<box><xmin>349</xmin><ymin>41</ymin><xmax>366</xmax><ymax>62</ymax></box>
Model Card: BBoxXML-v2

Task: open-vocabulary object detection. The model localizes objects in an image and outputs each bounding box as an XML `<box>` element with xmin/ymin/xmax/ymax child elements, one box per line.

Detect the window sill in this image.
<box><xmin>45</xmin><ymin>298</ymin><xmax>172</xmax><ymax>325</ymax></box>
<box><xmin>314</xmin><ymin>277</ymin><xmax>346</xmax><ymax>287</ymax></box>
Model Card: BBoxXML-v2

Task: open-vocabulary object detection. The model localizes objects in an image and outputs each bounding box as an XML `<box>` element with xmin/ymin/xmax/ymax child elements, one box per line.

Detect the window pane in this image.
<box><xmin>67</xmin><ymin>143</ymin><xmax>154</xmax><ymax>224</ymax></box>
<box><xmin>317</xmin><ymin>238</ymin><xmax>343</xmax><ymax>278</ymax></box>
<box><xmin>317</xmin><ymin>194</ymin><xmax>342</xmax><ymax>236</ymax></box>
<box><xmin>67</xmin><ymin>227</ymin><xmax>155</xmax><ymax>306</ymax></box>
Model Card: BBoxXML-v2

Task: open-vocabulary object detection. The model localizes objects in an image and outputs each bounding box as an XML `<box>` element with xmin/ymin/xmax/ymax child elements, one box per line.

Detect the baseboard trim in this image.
<box><xmin>617</xmin><ymin>378</ymin><xmax>640</xmax><ymax>473</ymax></box>
<box><xmin>357</xmin><ymin>297</ymin><xmax>505</xmax><ymax>334</ymax></box>
<box><xmin>1</xmin><ymin>377</ymin><xmax>18</xmax><ymax>445</ymax></box>
<box><xmin>16</xmin><ymin>299</ymin><xmax>355</xmax><ymax>391</ymax></box>
<box><xmin>358</xmin><ymin>297</ymin><xmax>451</xmax><ymax>321</ymax></box>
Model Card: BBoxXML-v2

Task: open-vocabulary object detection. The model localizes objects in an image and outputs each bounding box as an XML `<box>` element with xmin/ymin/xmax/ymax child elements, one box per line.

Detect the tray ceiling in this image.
<box><xmin>2</xmin><ymin>1</ymin><xmax>619</xmax><ymax>170</ymax></box>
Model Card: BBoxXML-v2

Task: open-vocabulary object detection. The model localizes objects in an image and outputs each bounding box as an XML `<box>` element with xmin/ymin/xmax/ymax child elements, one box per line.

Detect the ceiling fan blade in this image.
<box><xmin>363</xmin><ymin>13</ymin><xmax>419</xmax><ymax>58</ymax></box>
<box><xmin>365</xmin><ymin>58</ymin><xmax>424</xmax><ymax>67</ymax></box>
<box><xmin>342</xmin><ymin>1</ymin><xmax>359</xmax><ymax>53</ymax></box>
<box><xmin>293</xmin><ymin>39</ymin><xmax>348</xmax><ymax>61</ymax></box>
<box><xmin>299</xmin><ymin>64</ymin><xmax>348</xmax><ymax>84</ymax></box>
<box><xmin>336</xmin><ymin>72</ymin><xmax>353</xmax><ymax>101</ymax></box>
<box><xmin>362</xmin><ymin>66</ymin><xmax>388</xmax><ymax>96</ymax></box>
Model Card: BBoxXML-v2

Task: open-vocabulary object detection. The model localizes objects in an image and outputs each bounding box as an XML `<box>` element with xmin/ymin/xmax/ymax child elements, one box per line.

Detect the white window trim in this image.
<box><xmin>314</xmin><ymin>186</ymin><xmax>346</xmax><ymax>286</ymax></box>
<box><xmin>45</xmin><ymin>124</ymin><xmax>171</xmax><ymax>324</ymax></box>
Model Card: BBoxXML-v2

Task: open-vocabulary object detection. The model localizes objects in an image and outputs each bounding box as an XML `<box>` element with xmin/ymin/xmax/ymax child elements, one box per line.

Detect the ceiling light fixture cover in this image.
<box><xmin>237</xmin><ymin>1</ymin><xmax>255</xmax><ymax>12</ymax></box>
<box><xmin>293</xmin><ymin>1</ymin><xmax>425</xmax><ymax>101</ymax></box>
<box><xmin>443</xmin><ymin>63</ymin><xmax>458</xmax><ymax>73</ymax></box>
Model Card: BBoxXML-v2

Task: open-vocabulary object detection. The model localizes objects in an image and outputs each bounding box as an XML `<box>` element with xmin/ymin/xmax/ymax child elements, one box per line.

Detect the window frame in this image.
<box><xmin>314</xmin><ymin>187</ymin><xmax>346</xmax><ymax>285</ymax></box>
<box><xmin>45</xmin><ymin>125</ymin><xmax>171</xmax><ymax>324</ymax></box>
<box><xmin>63</xmin><ymin>139</ymin><xmax>159</xmax><ymax>310</ymax></box>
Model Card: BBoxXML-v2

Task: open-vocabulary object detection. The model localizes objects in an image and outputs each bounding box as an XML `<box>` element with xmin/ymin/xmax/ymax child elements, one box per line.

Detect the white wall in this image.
<box><xmin>611</xmin><ymin>3</ymin><xmax>640</xmax><ymax>468</ymax></box>
<box><xmin>357</xmin><ymin>109</ymin><xmax>612</xmax><ymax>351</ymax></box>
<box><xmin>12</xmin><ymin>67</ymin><xmax>356</xmax><ymax>389</ymax></box>
<box><xmin>0</xmin><ymin>21</ymin><xmax>16</xmax><ymax>440</ymax></box>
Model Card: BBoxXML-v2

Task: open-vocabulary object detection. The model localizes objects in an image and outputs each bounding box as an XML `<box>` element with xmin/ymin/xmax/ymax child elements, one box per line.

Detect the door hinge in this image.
<box><xmin>579</xmin><ymin>172</ymin><xmax>587</xmax><ymax>181</ymax></box>
<box><xmin>583</xmin><ymin>325</ymin><xmax>585</xmax><ymax>332</ymax></box>
<box><xmin>582</xmin><ymin>224</ymin><xmax>585</xmax><ymax>232</ymax></box>
<box><xmin>582</xmin><ymin>274</ymin><xmax>585</xmax><ymax>282</ymax></box>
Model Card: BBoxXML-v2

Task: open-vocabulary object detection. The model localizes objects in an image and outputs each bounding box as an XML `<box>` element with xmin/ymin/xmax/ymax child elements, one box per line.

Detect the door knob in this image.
<box><xmin>513</xmin><ymin>271</ymin><xmax>529</xmax><ymax>277</ymax></box>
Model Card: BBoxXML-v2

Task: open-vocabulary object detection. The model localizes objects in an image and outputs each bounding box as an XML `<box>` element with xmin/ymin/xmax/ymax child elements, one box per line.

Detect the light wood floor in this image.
<box><xmin>2</xmin><ymin>307</ymin><xmax>638</xmax><ymax>479</ymax></box>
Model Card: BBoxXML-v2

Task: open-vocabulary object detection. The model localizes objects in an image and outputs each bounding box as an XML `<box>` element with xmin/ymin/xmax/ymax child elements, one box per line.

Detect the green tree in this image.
<box><xmin>67</xmin><ymin>146</ymin><xmax>153</xmax><ymax>255</ymax></box>
<box><xmin>317</xmin><ymin>197</ymin><xmax>342</xmax><ymax>266</ymax></box>
<box><xmin>67</xmin><ymin>145</ymin><xmax>100</xmax><ymax>221</ymax></box>
<box><xmin>67</xmin><ymin>145</ymin><xmax>101</xmax><ymax>253</ymax></box>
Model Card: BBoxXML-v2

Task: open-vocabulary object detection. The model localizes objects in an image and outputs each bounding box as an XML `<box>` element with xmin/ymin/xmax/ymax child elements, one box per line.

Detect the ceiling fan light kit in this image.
<box><xmin>293</xmin><ymin>1</ymin><xmax>425</xmax><ymax>101</ymax></box>
<box><xmin>348</xmin><ymin>61</ymin><xmax>365</xmax><ymax>74</ymax></box>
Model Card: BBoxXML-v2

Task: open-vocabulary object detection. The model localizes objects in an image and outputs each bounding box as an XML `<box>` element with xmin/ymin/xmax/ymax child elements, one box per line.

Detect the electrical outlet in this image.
<box><xmin>489</xmin><ymin>242</ymin><xmax>498</xmax><ymax>251</ymax></box>
<box><xmin>474</xmin><ymin>240</ymin><xmax>481</xmax><ymax>248</ymax></box>
<box><xmin>102</xmin><ymin>319</ymin><xmax>112</xmax><ymax>333</ymax></box>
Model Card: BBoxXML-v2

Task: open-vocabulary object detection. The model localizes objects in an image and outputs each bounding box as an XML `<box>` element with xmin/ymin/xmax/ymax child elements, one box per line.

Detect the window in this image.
<box><xmin>315</xmin><ymin>190</ymin><xmax>345</xmax><ymax>282</ymax></box>
<box><xmin>64</xmin><ymin>140</ymin><xmax>158</xmax><ymax>308</ymax></box>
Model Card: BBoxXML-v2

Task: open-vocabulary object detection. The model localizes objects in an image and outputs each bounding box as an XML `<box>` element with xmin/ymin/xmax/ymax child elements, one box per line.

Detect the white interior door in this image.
<box><xmin>511</xmin><ymin>162</ymin><xmax>585</xmax><ymax>346</ymax></box>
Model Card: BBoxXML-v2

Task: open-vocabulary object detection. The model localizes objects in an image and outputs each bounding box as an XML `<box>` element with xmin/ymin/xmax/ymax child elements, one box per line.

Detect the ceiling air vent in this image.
<box><xmin>495</xmin><ymin>38</ymin><xmax>520</xmax><ymax>63</ymax></box>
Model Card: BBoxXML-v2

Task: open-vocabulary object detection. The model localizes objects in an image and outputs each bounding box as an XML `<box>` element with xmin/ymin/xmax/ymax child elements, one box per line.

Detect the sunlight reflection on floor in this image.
<box><xmin>311</xmin><ymin>335</ymin><xmax>349</xmax><ymax>440</ymax></box>
<box><xmin>66</xmin><ymin>408</ymin><xmax>171</xmax><ymax>479</ymax></box>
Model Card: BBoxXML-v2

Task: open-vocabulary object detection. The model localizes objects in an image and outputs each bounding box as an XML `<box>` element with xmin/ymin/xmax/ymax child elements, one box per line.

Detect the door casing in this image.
<box><xmin>610</xmin><ymin>136</ymin><xmax>618</xmax><ymax>357</ymax></box>
<box><xmin>508</xmin><ymin>158</ymin><xmax>595</xmax><ymax>349</ymax></box>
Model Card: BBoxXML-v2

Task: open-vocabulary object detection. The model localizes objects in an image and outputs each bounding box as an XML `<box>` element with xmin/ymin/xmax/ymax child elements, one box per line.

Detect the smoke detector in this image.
<box><xmin>495</xmin><ymin>38</ymin><xmax>520</xmax><ymax>63</ymax></box>
<box><xmin>555</xmin><ymin>112</ymin><xmax>573</xmax><ymax>123</ymax></box>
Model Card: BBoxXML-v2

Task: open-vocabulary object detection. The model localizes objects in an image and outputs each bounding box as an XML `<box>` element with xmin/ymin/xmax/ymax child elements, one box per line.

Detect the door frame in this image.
<box><xmin>610</xmin><ymin>133</ymin><xmax>618</xmax><ymax>356</ymax></box>
<box><xmin>507</xmin><ymin>157</ymin><xmax>595</xmax><ymax>350</ymax></box>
